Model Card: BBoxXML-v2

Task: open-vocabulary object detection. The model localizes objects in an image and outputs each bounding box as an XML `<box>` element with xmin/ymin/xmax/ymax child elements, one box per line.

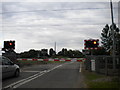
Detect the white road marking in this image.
<box><xmin>3</xmin><ymin>62</ymin><xmax>72</xmax><ymax>89</ymax></box>
<box><xmin>22</xmin><ymin>70</ymin><xmax>41</xmax><ymax>73</ymax></box>
<box><xmin>13</xmin><ymin>72</ymin><xmax>45</xmax><ymax>88</ymax></box>
<box><xmin>79</xmin><ymin>62</ymin><xmax>82</xmax><ymax>72</ymax></box>
<box><xmin>3</xmin><ymin>71</ymin><xmax>45</xmax><ymax>89</ymax></box>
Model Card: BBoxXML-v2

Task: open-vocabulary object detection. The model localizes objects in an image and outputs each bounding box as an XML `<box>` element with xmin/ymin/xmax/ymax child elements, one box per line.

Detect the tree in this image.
<box><xmin>28</xmin><ymin>49</ymin><xmax>38</xmax><ymax>58</ymax></box>
<box><xmin>57</xmin><ymin>51</ymin><xmax>62</xmax><ymax>56</ymax></box>
<box><xmin>19</xmin><ymin>49</ymin><xmax>47</xmax><ymax>58</ymax></box>
<box><xmin>72</xmin><ymin>50</ymin><xmax>84</xmax><ymax>58</ymax></box>
<box><xmin>57</xmin><ymin>48</ymin><xmax>67</xmax><ymax>57</ymax></box>
<box><xmin>57</xmin><ymin>48</ymin><xmax>84</xmax><ymax>58</ymax></box>
<box><xmin>101</xmin><ymin>23</ymin><xmax>120</xmax><ymax>55</ymax></box>
<box><xmin>49</xmin><ymin>48</ymin><xmax>55</xmax><ymax>56</ymax></box>
<box><xmin>67</xmin><ymin>49</ymin><xmax>73</xmax><ymax>57</ymax></box>
<box><xmin>101</xmin><ymin>24</ymin><xmax>111</xmax><ymax>51</ymax></box>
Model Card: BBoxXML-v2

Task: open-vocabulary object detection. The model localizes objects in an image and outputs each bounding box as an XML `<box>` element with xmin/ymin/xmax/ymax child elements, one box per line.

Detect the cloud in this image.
<box><xmin>2</xmin><ymin>0</ymin><xmax>120</xmax><ymax>2</ymax></box>
<box><xmin>1</xmin><ymin>2</ymin><xmax>118</xmax><ymax>53</ymax></box>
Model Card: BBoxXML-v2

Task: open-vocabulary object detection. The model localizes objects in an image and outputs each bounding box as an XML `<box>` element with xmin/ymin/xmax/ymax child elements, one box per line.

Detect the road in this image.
<box><xmin>2</xmin><ymin>61</ymin><xmax>86</xmax><ymax>89</ymax></box>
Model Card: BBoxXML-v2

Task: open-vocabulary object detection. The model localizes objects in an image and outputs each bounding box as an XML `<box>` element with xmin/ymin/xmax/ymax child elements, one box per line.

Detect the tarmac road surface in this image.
<box><xmin>2</xmin><ymin>61</ymin><xmax>86</xmax><ymax>89</ymax></box>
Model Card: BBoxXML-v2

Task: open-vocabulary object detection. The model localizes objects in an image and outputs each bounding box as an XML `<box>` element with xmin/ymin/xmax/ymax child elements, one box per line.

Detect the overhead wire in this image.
<box><xmin>0</xmin><ymin>7</ymin><xmax>118</xmax><ymax>14</ymax></box>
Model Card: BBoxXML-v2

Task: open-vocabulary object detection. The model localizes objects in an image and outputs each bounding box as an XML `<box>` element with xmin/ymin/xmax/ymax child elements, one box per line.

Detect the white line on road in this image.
<box><xmin>3</xmin><ymin>62</ymin><xmax>72</xmax><ymax>89</ymax></box>
<box><xmin>3</xmin><ymin>71</ymin><xmax>45</xmax><ymax>89</ymax></box>
<box><xmin>13</xmin><ymin>72</ymin><xmax>46</xmax><ymax>88</ymax></box>
<box><xmin>22</xmin><ymin>70</ymin><xmax>41</xmax><ymax>73</ymax></box>
<box><xmin>79</xmin><ymin>62</ymin><xmax>82</xmax><ymax>72</ymax></box>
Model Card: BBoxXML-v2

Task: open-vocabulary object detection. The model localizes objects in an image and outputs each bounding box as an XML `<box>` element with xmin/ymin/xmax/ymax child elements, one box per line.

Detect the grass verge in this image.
<box><xmin>82</xmin><ymin>69</ymin><xmax>120</xmax><ymax>88</ymax></box>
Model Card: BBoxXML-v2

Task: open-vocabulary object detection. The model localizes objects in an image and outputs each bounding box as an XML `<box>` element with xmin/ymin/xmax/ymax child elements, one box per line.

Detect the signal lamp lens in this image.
<box><xmin>9</xmin><ymin>43</ymin><xmax>12</xmax><ymax>45</ymax></box>
<box><xmin>93</xmin><ymin>41</ymin><xmax>97</xmax><ymax>44</ymax></box>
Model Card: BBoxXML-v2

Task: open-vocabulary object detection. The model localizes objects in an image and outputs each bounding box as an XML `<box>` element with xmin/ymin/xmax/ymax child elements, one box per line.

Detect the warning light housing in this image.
<box><xmin>84</xmin><ymin>39</ymin><xmax>99</xmax><ymax>49</ymax></box>
<box><xmin>4</xmin><ymin>40</ymin><xmax>15</xmax><ymax>49</ymax></box>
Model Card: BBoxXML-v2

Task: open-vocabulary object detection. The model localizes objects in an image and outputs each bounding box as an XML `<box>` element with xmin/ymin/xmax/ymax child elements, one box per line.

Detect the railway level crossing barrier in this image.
<box><xmin>17</xmin><ymin>58</ymin><xmax>86</xmax><ymax>62</ymax></box>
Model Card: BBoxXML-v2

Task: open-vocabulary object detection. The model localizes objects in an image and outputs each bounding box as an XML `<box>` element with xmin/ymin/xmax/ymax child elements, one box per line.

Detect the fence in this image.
<box><xmin>84</xmin><ymin>55</ymin><xmax>120</xmax><ymax>76</ymax></box>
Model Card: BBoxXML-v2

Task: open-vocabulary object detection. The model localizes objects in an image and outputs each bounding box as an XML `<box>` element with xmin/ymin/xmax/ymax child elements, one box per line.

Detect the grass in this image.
<box><xmin>87</xmin><ymin>82</ymin><xmax>119</xmax><ymax>88</ymax></box>
<box><xmin>82</xmin><ymin>69</ymin><xmax>120</xmax><ymax>88</ymax></box>
<box><xmin>83</xmin><ymin>71</ymin><xmax>105</xmax><ymax>81</ymax></box>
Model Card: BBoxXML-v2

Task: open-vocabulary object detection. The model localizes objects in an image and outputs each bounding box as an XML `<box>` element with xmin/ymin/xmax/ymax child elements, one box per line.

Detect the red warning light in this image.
<box><xmin>9</xmin><ymin>43</ymin><xmax>12</xmax><ymax>45</ymax></box>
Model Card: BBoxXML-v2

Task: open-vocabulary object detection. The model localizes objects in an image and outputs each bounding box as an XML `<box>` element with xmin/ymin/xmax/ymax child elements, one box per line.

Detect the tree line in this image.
<box><xmin>17</xmin><ymin>48</ymin><xmax>84</xmax><ymax>58</ymax></box>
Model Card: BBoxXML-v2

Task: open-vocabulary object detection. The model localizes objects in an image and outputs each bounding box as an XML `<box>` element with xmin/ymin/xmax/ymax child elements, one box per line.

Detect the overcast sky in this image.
<box><xmin>0</xmin><ymin>1</ymin><xmax>119</xmax><ymax>53</ymax></box>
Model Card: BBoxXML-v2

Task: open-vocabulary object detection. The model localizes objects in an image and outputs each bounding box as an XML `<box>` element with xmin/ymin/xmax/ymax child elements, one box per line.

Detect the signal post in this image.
<box><xmin>84</xmin><ymin>39</ymin><xmax>99</xmax><ymax>71</ymax></box>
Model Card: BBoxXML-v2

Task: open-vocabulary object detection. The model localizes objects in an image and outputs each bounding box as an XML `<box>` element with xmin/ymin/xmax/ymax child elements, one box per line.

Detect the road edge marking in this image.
<box><xmin>79</xmin><ymin>62</ymin><xmax>82</xmax><ymax>72</ymax></box>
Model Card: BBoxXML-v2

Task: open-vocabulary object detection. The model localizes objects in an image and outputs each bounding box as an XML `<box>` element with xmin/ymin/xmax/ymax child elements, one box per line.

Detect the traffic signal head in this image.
<box><xmin>9</xmin><ymin>41</ymin><xmax>15</xmax><ymax>49</ymax></box>
<box><xmin>84</xmin><ymin>39</ymin><xmax>99</xmax><ymax>49</ymax></box>
<box><xmin>4</xmin><ymin>40</ymin><xmax>15</xmax><ymax>49</ymax></box>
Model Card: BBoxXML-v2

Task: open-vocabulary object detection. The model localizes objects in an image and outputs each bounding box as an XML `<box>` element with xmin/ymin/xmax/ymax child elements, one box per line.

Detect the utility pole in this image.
<box><xmin>110</xmin><ymin>0</ymin><xmax>116</xmax><ymax>70</ymax></box>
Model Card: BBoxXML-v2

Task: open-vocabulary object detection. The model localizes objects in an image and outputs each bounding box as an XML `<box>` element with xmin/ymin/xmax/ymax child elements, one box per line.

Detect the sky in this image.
<box><xmin>0</xmin><ymin>0</ymin><xmax>119</xmax><ymax>53</ymax></box>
